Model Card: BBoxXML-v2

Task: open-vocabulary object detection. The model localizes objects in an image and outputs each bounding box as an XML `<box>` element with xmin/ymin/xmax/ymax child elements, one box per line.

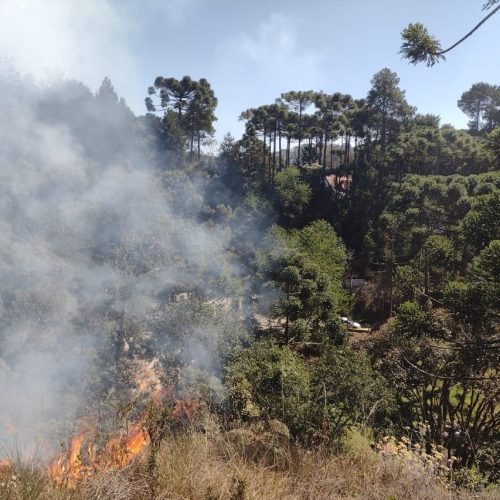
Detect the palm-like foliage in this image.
<box><xmin>400</xmin><ymin>4</ymin><xmax>500</xmax><ymax>66</ymax></box>
<box><xmin>399</xmin><ymin>23</ymin><xmax>445</xmax><ymax>67</ymax></box>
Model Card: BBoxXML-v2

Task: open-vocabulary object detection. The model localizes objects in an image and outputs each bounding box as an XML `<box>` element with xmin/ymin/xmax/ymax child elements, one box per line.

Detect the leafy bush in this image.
<box><xmin>224</xmin><ymin>341</ymin><xmax>310</xmax><ymax>438</ymax></box>
<box><xmin>309</xmin><ymin>346</ymin><xmax>395</xmax><ymax>443</ymax></box>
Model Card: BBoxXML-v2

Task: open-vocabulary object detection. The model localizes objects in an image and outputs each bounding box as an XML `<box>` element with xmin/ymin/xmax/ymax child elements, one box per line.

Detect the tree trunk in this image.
<box><xmin>318</xmin><ymin>132</ymin><xmax>323</xmax><ymax>167</ymax></box>
<box><xmin>189</xmin><ymin>130</ymin><xmax>194</xmax><ymax>161</ymax></box>
<box><xmin>278</xmin><ymin>127</ymin><xmax>282</xmax><ymax>170</ymax></box>
<box><xmin>298</xmin><ymin>107</ymin><xmax>302</xmax><ymax>166</ymax></box>
<box><xmin>272</xmin><ymin>126</ymin><xmax>277</xmax><ymax>178</ymax></box>
<box><xmin>263</xmin><ymin>129</ymin><xmax>267</xmax><ymax>176</ymax></box>
<box><xmin>268</xmin><ymin>133</ymin><xmax>273</xmax><ymax>182</ymax></box>
<box><xmin>323</xmin><ymin>134</ymin><xmax>328</xmax><ymax>168</ymax></box>
<box><xmin>345</xmin><ymin>133</ymin><xmax>350</xmax><ymax>166</ymax></box>
<box><xmin>381</xmin><ymin>108</ymin><xmax>387</xmax><ymax>149</ymax></box>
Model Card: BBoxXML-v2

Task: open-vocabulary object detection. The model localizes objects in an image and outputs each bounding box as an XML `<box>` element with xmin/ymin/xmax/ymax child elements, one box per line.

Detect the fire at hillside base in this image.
<box><xmin>0</xmin><ymin>360</ymin><xmax>207</xmax><ymax>488</ymax></box>
<box><xmin>1</xmin><ymin>398</ymin><xmax>208</xmax><ymax>487</ymax></box>
<box><xmin>47</xmin><ymin>422</ymin><xmax>150</xmax><ymax>486</ymax></box>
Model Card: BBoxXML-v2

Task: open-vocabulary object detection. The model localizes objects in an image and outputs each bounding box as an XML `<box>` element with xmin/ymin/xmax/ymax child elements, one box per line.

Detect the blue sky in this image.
<box><xmin>1</xmin><ymin>0</ymin><xmax>499</xmax><ymax>141</ymax></box>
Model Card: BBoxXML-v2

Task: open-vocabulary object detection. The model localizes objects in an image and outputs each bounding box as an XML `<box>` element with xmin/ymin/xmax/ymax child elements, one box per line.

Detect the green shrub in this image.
<box><xmin>309</xmin><ymin>346</ymin><xmax>395</xmax><ymax>443</ymax></box>
<box><xmin>224</xmin><ymin>341</ymin><xmax>310</xmax><ymax>437</ymax></box>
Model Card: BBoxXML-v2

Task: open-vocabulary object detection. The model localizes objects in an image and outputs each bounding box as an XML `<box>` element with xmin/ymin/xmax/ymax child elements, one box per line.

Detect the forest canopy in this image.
<box><xmin>0</xmin><ymin>61</ymin><xmax>498</xmax><ymax>497</ymax></box>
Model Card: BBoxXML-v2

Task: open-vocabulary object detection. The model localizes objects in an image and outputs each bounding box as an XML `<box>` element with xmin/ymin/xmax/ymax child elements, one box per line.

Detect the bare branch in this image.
<box><xmin>403</xmin><ymin>356</ymin><xmax>500</xmax><ymax>381</ymax></box>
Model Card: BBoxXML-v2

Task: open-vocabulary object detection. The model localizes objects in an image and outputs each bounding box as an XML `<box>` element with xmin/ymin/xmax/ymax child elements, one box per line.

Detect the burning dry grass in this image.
<box><xmin>1</xmin><ymin>428</ymin><xmax>498</xmax><ymax>500</ymax></box>
<box><xmin>47</xmin><ymin>424</ymin><xmax>150</xmax><ymax>487</ymax></box>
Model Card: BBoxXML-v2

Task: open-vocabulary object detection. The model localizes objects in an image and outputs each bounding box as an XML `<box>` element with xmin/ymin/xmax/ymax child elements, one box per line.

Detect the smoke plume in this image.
<box><xmin>0</xmin><ymin>70</ymin><xmax>240</xmax><ymax>458</ymax></box>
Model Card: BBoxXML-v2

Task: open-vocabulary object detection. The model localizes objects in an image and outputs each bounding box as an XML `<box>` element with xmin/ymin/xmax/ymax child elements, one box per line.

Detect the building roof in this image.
<box><xmin>325</xmin><ymin>174</ymin><xmax>351</xmax><ymax>191</ymax></box>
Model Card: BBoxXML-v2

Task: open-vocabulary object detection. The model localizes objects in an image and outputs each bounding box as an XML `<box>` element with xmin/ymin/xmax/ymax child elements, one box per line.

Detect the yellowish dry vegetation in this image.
<box><xmin>1</xmin><ymin>427</ymin><xmax>498</xmax><ymax>500</ymax></box>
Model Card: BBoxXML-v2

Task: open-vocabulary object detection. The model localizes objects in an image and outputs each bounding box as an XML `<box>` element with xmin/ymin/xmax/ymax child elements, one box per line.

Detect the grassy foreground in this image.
<box><xmin>1</xmin><ymin>426</ymin><xmax>498</xmax><ymax>500</ymax></box>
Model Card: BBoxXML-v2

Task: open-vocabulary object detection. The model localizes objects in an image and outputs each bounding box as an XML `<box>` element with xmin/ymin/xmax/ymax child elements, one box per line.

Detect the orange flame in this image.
<box><xmin>48</xmin><ymin>431</ymin><xmax>89</xmax><ymax>485</ymax></box>
<box><xmin>47</xmin><ymin>361</ymin><xmax>163</xmax><ymax>485</ymax></box>
<box><xmin>68</xmin><ymin>431</ymin><xmax>87</xmax><ymax>470</ymax></box>
<box><xmin>101</xmin><ymin>425</ymin><xmax>150</xmax><ymax>468</ymax></box>
<box><xmin>42</xmin><ymin>395</ymin><xmax>208</xmax><ymax>487</ymax></box>
<box><xmin>48</xmin><ymin>421</ymin><xmax>150</xmax><ymax>485</ymax></box>
<box><xmin>0</xmin><ymin>459</ymin><xmax>11</xmax><ymax>474</ymax></box>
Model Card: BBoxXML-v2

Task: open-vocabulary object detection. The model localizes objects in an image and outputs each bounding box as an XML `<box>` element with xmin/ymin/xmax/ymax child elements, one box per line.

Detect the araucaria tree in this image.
<box><xmin>280</xmin><ymin>91</ymin><xmax>315</xmax><ymax>166</ymax></box>
<box><xmin>145</xmin><ymin>75</ymin><xmax>217</xmax><ymax>160</ymax></box>
<box><xmin>366</xmin><ymin>68</ymin><xmax>415</xmax><ymax>148</ymax></box>
<box><xmin>399</xmin><ymin>1</ymin><xmax>500</xmax><ymax>66</ymax></box>
<box><xmin>458</xmin><ymin>83</ymin><xmax>500</xmax><ymax>134</ymax></box>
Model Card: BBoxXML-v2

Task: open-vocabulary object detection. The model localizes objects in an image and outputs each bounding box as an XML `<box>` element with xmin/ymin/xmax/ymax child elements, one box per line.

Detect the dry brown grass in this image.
<box><xmin>1</xmin><ymin>428</ymin><xmax>498</xmax><ymax>500</ymax></box>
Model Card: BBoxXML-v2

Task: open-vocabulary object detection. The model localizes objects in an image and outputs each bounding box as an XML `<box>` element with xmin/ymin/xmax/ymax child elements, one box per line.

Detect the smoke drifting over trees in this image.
<box><xmin>0</xmin><ymin>71</ymin><xmax>241</xmax><ymax>453</ymax></box>
<box><xmin>0</xmin><ymin>2</ymin><xmax>498</xmax><ymax>495</ymax></box>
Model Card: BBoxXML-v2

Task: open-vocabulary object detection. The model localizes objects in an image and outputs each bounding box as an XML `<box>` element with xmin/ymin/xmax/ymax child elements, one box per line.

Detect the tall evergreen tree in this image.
<box><xmin>145</xmin><ymin>75</ymin><xmax>217</xmax><ymax>161</ymax></box>
<box><xmin>458</xmin><ymin>83</ymin><xmax>500</xmax><ymax>134</ymax></box>
<box><xmin>281</xmin><ymin>91</ymin><xmax>315</xmax><ymax>166</ymax></box>
<box><xmin>366</xmin><ymin>68</ymin><xmax>415</xmax><ymax>148</ymax></box>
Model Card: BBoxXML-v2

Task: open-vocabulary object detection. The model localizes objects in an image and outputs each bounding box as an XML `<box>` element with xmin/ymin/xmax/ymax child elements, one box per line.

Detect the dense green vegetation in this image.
<box><xmin>0</xmin><ymin>65</ymin><xmax>498</xmax><ymax>496</ymax></box>
<box><xmin>150</xmin><ymin>69</ymin><xmax>495</xmax><ymax>484</ymax></box>
<box><xmin>142</xmin><ymin>70</ymin><xmax>498</xmax><ymax>486</ymax></box>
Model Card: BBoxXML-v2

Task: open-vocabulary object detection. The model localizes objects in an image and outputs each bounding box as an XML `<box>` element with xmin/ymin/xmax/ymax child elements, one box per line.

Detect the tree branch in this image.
<box><xmin>402</xmin><ymin>356</ymin><xmax>499</xmax><ymax>381</ymax></box>
<box><xmin>438</xmin><ymin>6</ymin><xmax>500</xmax><ymax>56</ymax></box>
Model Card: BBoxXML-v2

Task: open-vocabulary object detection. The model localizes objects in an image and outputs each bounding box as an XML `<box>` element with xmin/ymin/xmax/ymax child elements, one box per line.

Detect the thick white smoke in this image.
<box><xmin>0</xmin><ymin>71</ymin><xmax>236</xmax><ymax>458</ymax></box>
